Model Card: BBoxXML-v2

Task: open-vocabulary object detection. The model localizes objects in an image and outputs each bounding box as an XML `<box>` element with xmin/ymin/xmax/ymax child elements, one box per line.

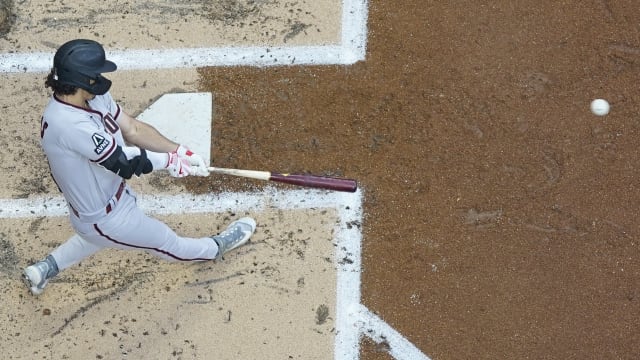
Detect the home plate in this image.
<box><xmin>136</xmin><ymin>92</ymin><xmax>213</xmax><ymax>165</ymax></box>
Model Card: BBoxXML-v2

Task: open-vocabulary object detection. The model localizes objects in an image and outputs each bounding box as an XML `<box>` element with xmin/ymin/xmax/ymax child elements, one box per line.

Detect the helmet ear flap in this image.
<box><xmin>89</xmin><ymin>74</ymin><xmax>112</xmax><ymax>95</ymax></box>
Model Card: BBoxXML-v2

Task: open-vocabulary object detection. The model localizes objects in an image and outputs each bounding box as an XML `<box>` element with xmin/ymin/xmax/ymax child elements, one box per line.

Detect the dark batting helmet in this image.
<box><xmin>52</xmin><ymin>39</ymin><xmax>117</xmax><ymax>95</ymax></box>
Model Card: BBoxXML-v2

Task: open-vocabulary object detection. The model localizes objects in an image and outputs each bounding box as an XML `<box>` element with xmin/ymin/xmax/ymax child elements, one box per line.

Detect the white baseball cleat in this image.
<box><xmin>23</xmin><ymin>255</ymin><xmax>59</xmax><ymax>295</ymax></box>
<box><xmin>212</xmin><ymin>217</ymin><xmax>256</xmax><ymax>260</ymax></box>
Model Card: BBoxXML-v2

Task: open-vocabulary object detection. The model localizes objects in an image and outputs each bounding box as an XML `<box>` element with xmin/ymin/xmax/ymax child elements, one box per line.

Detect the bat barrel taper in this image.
<box><xmin>207</xmin><ymin>167</ymin><xmax>357</xmax><ymax>192</ymax></box>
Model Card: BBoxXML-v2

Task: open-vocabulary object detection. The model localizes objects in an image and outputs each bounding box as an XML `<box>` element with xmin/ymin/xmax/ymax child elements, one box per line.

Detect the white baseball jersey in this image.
<box><xmin>41</xmin><ymin>92</ymin><xmax>124</xmax><ymax>215</ymax></box>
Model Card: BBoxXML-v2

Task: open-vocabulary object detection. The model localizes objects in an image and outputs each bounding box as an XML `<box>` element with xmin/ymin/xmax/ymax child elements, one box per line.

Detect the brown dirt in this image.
<box><xmin>194</xmin><ymin>1</ymin><xmax>640</xmax><ymax>359</ymax></box>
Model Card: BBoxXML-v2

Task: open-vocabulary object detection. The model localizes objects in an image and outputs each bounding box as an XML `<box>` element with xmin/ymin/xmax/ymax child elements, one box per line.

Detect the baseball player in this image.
<box><xmin>23</xmin><ymin>39</ymin><xmax>256</xmax><ymax>296</ymax></box>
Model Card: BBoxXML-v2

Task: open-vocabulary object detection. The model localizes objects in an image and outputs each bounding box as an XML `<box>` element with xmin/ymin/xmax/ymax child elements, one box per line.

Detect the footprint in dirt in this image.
<box><xmin>463</xmin><ymin>208</ymin><xmax>503</xmax><ymax>228</ymax></box>
<box><xmin>521</xmin><ymin>71</ymin><xmax>552</xmax><ymax>100</ymax></box>
<box><xmin>0</xmin><ymin>236</ymin><xmax>20</xmax><ymax>276</ymax></box>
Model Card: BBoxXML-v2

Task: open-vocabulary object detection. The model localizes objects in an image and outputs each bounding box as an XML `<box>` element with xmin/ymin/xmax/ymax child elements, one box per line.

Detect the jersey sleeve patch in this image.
<box><xmin>92</xmin><ymin>133</ymin><xmax>111</xmax><ymax>155</ymax></box>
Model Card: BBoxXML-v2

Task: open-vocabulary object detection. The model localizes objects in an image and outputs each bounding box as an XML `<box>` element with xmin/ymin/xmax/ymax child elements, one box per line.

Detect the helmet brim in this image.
<box><xmin>97</xmin><ymin>59</ymin><xmax>117</xmax><ymax>74</ymax></box>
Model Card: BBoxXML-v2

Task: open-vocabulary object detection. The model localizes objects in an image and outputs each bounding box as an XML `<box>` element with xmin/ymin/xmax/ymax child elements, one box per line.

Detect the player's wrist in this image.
<box><xmin>146</xmin><ymin>151</ymin><xmax>170</xmax><ymax>170</ymax></box>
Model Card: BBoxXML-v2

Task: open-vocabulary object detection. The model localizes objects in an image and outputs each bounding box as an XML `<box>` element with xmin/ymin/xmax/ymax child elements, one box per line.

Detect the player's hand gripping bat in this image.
<box><xmin>207</xmin><ymin>167</ymin><xmax>357</xmax><ymax>193</ymax></box>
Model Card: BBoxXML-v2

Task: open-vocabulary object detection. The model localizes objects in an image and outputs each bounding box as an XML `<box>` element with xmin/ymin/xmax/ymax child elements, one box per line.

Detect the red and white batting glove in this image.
<box><xmin>176</xmin><ymin>145</ymin><xmax>210</xmax><ymax>176</ymax></box>
<box><xmin>166</xmin><ymin>151</ymin><xmax>191</xmax><ymax>178</ymax></box>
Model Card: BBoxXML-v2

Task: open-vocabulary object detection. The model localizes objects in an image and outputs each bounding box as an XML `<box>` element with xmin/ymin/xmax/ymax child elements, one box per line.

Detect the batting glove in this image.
<box><xmin>176</xmin><ymin>145</ymin><xmax>210</xmax><ymax>176</ymax></box>
<box><xmin>166</xmin><ymin>151</ymin><xmax>191</xmax><ymax>178</ymax></box>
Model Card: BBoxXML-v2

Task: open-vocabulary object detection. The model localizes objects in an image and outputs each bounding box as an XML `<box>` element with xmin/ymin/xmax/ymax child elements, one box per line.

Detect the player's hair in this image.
<box><xmin>44</xmin><ymin>70</ymin><xmax>78</xmax><ymax>96</ymax></box>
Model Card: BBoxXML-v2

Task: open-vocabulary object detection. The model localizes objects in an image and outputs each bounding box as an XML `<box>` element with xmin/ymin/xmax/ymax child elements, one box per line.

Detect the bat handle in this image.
<box><xmin>207</xmin><ymin>167</ymin><xmax>271</xmax><ymax>180</ymax></box>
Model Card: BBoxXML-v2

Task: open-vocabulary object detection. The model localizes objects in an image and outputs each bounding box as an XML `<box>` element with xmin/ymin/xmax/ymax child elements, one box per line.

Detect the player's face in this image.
<box><xmin>80</xmin><ymin>88</ymin><xmax>96</xmax><ymax>101</ymax></box>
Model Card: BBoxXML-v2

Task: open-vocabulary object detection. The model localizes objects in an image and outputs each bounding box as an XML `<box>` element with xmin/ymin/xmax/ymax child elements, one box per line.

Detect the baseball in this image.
<box><xmin>590</xmin><ymin>99</ymin><xmax>610</xmax><ymax>116</ymax></box>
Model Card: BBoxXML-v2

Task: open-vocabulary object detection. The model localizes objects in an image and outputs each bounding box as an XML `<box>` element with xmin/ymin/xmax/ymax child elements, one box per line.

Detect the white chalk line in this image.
<box><xmin>357</xmin><ymin>305</ymin><xmax>431</xmax><ymax>360</ymax></box>
<box><xmin>0</xmin><ymin>46</ymin><xmax>356</xmax><ymax>73</ymax></box>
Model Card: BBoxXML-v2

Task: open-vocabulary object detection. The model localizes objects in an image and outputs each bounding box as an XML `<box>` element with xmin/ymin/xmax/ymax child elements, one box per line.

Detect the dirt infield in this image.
<box><xmin>2</xmin><ymin>0</ymin><xmax>640</xmax><ymax>359</ymax></box>
<box><xmin>197</xmin><ymin>1</ymin><xmax>640</xmax><ymax>359</ymax></box>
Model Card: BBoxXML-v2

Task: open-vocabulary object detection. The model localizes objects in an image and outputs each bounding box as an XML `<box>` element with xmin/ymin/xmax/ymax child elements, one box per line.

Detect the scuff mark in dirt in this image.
<box><xmin>283</xmin><ymin>21</ymin><xmax>311</xmax><ymax>42</ymax></box>
<box><xmin>52</xmin><ymin>271</ymin><xmax>152</xmax><ymax>337</ymax></box>
<box><xmin>0</xmin><ymin>0</ymin><xmax>14</xmax><ymax>35</ymax></box>
<box><xmin>0</xmin><ymin>233</ymin><xmax>19</xmax><ymax>275</ymax></box>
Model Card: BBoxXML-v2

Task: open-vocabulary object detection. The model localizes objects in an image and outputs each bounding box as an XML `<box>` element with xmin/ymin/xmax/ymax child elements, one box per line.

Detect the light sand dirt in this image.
<box><xmin>0</xmin><ymin>0</ymin><xmax>340</xmax><ymax>50</ymax></box>
<box><xmin>0</xmin><ymin>1</ymin><xmax>346</xmax><ymax>359</ymax></box>
<box><xmin>0</xmin><ymin>209</ymin><xmax>338</xmax><ymax>359</ymax></box>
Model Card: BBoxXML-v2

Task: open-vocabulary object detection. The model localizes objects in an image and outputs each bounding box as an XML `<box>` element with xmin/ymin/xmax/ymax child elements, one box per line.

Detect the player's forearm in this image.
<box><xmin>124</xmin><ymin>119</ymin><xmax>179</xmax><ymax>153</ymax></box>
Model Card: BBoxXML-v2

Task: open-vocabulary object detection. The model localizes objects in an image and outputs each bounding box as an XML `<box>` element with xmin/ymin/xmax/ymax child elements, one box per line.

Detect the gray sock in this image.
<box><xmin>45</xmin><ymin>254</ymin><xmax>59</xmax><ymax>278</ymax></box>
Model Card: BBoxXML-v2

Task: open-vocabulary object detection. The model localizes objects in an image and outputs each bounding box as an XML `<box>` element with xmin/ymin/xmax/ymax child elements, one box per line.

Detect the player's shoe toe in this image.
<box><xmin>212</xmin><ymin>217</ymin><xmax>256</xmax><ymax>260</ymax></box>
<box><xmin>23</xmin><ymin>262</ymin><xmax>49</xmax><ymax>296</ymax></box>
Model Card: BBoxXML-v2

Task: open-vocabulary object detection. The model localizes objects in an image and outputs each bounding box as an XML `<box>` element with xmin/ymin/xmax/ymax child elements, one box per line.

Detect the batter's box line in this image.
<box><xmin>0</xmin><ymin>187</ymin><xmax>429</xmax><ymax>360</ymax></box>
<box><xmin>0</xmin><ymin>0</ymin><xmax>369</xmax><ymax>73</ymax></box>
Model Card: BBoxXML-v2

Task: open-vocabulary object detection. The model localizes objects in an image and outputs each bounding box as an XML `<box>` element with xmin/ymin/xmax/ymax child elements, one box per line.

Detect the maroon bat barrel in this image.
<box><xmin>269</xmin><ymin>173</ymin><xmax>358</xmax><ymax>192</ymax></box>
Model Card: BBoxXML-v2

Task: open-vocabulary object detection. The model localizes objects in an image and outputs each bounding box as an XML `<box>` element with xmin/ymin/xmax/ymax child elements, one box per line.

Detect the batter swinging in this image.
<box><xmin>23</xmin><ymin>39</ymin><xmax>256</xmax><ymax>295</ymax></box>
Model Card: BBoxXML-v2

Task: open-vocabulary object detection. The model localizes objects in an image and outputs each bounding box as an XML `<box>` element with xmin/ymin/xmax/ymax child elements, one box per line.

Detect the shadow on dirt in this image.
<box><xmin>0</xmin><ymin>0</ymin><xmax>12</xmax><ymax>35</ymax></box>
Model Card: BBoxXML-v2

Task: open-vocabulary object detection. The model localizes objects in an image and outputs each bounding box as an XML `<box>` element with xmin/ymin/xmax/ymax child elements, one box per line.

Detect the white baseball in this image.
<box><xmin>590</xmin><ymin>99</ymin><xmax>610</xmax><ymax>116</ymax></box>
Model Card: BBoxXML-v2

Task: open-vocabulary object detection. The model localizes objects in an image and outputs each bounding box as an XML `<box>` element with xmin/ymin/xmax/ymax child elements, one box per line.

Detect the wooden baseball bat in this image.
<box><xmin>207</xmin><ymin>167</ymin><xmax>357</xmax><ymax>193</ymax></box>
